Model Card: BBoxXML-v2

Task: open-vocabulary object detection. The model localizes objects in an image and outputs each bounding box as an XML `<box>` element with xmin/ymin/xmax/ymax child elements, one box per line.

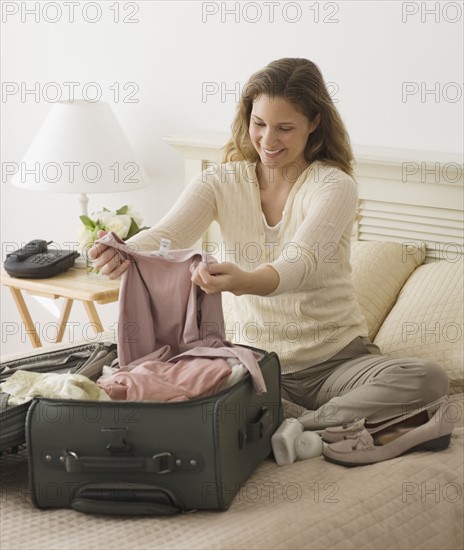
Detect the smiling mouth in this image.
<box><xmin>262</xmin><ymin>148</ymin><xmax>284</xmax><ymax>157</ymax></box>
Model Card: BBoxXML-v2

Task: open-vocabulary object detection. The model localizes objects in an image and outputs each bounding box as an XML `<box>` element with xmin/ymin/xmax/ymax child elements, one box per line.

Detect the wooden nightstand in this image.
<box><xmin>1</xmin><ymin>267</ymin><xmax>120</xmax><ymax>348</ymax></box>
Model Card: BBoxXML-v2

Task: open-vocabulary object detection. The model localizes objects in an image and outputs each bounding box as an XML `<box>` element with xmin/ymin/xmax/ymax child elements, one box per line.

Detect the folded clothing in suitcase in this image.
<box><xmin>26</xmin><ymin>345</ymin><xmax>281</xmax><ymax>515</ymax></box>
<box><xmin>0</xmin><ymin>341</ymin><xmax>118</xmax><ymax>453</ymax></box>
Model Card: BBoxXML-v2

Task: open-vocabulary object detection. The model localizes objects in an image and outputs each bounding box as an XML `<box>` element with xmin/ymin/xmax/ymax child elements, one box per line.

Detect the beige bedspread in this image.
<box><xmin>1</xmin><ymin>391</ymin><xmax>462</xmax><ymax>550</ymax></box>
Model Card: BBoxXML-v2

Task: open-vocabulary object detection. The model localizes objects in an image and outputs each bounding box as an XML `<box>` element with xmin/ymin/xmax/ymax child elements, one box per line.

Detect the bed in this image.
<box><xmin>0</xmin><ymin>137</ymin><xmax>462</xmax><ymax>550</ymax></box>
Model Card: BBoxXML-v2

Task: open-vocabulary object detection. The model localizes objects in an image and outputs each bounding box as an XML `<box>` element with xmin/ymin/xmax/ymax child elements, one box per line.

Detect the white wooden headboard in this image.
<box><xmin>164</xmin><ymin>133</ymin><xmax>463</xmax><ymax>262</ymax></box>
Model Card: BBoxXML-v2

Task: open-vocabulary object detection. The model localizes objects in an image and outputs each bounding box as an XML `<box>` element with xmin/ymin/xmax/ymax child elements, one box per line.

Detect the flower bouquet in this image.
<box><xmin>77</xmin><ymin>205</ymin><xmax>148</xmax><ymax>275</ymax></box>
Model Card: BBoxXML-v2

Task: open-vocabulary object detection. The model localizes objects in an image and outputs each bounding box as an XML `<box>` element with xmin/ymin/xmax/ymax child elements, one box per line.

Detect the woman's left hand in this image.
<box><xmin>191</xmin><ymin>261</ymin><xmax>248</xmax><ymax>295</ymax></box>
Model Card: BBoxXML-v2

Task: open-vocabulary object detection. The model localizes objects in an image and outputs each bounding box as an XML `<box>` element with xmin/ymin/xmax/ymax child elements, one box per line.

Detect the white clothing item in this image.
<box><xmin>0</xmin><ymin>370</ymin><xmax>111</xmax><ymax>406</ymax></box>
<box><xmin>100</xmin><ymin>365</ymin><xmax>119</xmax><ymax>379</ymax></box>
<box><xmin>262</xmin><ymin>213</ymin><xmax>282</xmax><ymax>247</ymax></box>
<box><xmin>220</xmin><ymin>362</ymin><xmax>247</xmax><ymax>390</ymax></box>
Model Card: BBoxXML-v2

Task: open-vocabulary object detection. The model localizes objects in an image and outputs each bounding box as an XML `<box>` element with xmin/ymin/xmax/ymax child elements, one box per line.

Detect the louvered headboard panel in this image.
<box><xmin>164</xmin><ymin>134</ymin><xmax>463</xmax><ymax>261</ymax></box>
<box><xmin>353</xmin><ymin>147</ymin><xmax>463</xmax><ymax>261</ymax></box>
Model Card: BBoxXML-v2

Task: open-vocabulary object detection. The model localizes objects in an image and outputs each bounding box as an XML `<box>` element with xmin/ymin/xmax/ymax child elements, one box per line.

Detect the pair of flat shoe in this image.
<box><xmin>322</xmin><ymin>396</ymin><xmax>454</xmax><ymax>466</ymax></box>
<box><xmin>321</xmin><ymin>395</ymin><xmax>449</xmax><ymax>443</ymax></box>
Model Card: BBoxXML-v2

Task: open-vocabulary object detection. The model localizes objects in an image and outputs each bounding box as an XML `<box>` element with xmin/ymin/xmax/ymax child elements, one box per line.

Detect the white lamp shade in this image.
<box><xmin>11</xmin><ymin>100</ymin><xmax>150</xmax><ymax>194</ymax></box>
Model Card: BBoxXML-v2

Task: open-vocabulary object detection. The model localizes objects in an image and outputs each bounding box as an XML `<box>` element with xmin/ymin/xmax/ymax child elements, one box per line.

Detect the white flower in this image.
<box><xmin>105</xmin><ymin>214</ymin><xmax>132</xmax><ymax>239</ymax></box>
<box><xmin>80</xmin><ymin>205</ymin><xmax>144</xmax><ymax>244</ymax></box>
<box><xmin>126</xmin><ymin>205</ymin><xmax>143</xmax><ymax>227</ymax></box>
<box><xmin>75</xmin><ymin>226</ymin><xmax>95</xmax><ymax>259</ymax></box>
<box><xmin>76</xmin><ymin>226</ymin><xmax>94</xmax><ymax>249</ymax></box>
<box><xmin>91</xmin><ymin>210</ymin><xmax>114</xmax><ymax>226</ymax></box>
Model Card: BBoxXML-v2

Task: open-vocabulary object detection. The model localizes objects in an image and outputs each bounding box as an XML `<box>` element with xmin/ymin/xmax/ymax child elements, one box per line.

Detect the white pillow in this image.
<box><xmin>351</xmin><ymin>241</ymin><xmax>425</xmax><ymax>340</ymax></box>
<box><xmin>374</xmin><ymin>259</ymin><xmax>463</xmax><ymax>395</ymax></box>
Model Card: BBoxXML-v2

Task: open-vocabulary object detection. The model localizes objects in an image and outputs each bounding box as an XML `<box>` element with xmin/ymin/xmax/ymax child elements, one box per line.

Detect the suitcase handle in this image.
<box><xmin>240</xmin><ymin>406</ymin><xmax>272</xmax><ymax>447</ymax></box>
<box><xmin>71</xmin><ymin>498</ymin><xmax>180</xmax><ymax>515</ymax></box>
<box><xmin>65</xmin><ymin>452</ymin><xmax>200</xmax><ymax>475</ymax></box>
<box><xmin>71</xmin><ymin>488</ymin><xmax>181</xmax><ymax>515</ymax></box>
<box><xmin>67</xmin><ymin>456</ymin><xmax>149</xmax><ymax>473</ymax></box>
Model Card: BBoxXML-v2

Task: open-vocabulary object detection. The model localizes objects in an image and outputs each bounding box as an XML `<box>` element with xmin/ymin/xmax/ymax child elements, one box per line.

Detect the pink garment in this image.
<box><xmin>98</xmin><ymin>357</ymin><xmax>232</xmax><ymax>402</ymax></box>
<box><xmin>96</xmin><ymin>232</ymin><xmax>266</xmax><ymax>395</ymax></box>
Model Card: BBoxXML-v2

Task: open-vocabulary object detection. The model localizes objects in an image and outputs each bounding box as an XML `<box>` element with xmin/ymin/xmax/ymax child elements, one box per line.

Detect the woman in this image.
<box><xmin>89</xmin><ymin>59</ymin><xmax>449</xmax><ymax>461</ymax></box>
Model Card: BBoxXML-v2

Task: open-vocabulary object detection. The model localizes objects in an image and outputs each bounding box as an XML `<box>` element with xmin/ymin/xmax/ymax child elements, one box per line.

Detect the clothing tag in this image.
<box><xmin>158</xmin><ymin>238</ymin><xmax>171</xmax><ymax>258</ymax></box>
<box><xmin>151</xmin><ymin>238</ymin><xmax>173</xmax><ymax>259</ymax></box>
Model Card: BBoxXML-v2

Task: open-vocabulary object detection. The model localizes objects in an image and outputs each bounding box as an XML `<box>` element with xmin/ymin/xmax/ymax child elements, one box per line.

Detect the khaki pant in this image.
<box><xmin>281</xmin><ymin>336</ymin><xmax>449</xmax><ymax>430</ymax></box>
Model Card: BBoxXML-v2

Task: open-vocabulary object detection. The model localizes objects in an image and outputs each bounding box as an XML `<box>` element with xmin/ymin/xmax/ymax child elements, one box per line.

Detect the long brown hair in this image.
<box><xmin>223</xmin><ymin>58</ymin><xmax>354</xmax><ymax>178</ymax></box>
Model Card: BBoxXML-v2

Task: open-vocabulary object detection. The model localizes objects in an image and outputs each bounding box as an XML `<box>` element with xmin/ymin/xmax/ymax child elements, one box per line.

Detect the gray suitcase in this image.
<box><xmin>26</xmin><ymin>346</ymin><xmax>282</xmax><ymax>515</ymax></box>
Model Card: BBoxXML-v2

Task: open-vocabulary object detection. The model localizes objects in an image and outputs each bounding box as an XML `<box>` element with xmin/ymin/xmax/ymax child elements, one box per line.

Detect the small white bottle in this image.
<box><xmin>295</xmin><ymin>431</ymin><xmax>323</xmax><ymax>460</ymax></box>
<box><xmin>271</xmin><ymin>418</ymin><xmax>304</xmax><ymax>466</ymax></box>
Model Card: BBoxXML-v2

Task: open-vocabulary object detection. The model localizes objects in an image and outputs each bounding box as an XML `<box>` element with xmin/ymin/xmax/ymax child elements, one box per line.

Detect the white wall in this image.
<box><xmin>1</xmin><ymin>0</ymin><xmax>463</xmax><ymax>355</ymax></box>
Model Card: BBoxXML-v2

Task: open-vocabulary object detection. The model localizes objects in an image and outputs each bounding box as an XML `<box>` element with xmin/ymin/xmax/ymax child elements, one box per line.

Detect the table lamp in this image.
<box><xmin>10</xmin><ymin>100</ymin><xmax>150</xmax><ymax>215</ymax></box>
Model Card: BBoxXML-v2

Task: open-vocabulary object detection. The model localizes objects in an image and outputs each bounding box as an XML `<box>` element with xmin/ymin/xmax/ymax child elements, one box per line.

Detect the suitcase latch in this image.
<box><xmin>152</xmin><ymin>452</ymin><xmax>173</xmax><ymax>474</ymax></box>
<box><xmin>101</xmin><ymin>427</ymin><xmax>131</xmax><ymax>454</ymax></box>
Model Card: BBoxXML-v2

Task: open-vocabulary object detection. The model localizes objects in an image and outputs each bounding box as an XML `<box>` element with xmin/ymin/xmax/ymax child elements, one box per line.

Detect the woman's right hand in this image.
<box><xmin>87</xmin><ymin>230</ymin><xmax>130</xmax><ymax>279</ymax></box>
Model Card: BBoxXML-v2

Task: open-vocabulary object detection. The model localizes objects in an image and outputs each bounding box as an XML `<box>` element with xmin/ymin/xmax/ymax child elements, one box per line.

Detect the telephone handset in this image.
<box><xmin>4</xmin><ymin>240</ymin><xmax>80</xmax><ymax>279</ymax></box>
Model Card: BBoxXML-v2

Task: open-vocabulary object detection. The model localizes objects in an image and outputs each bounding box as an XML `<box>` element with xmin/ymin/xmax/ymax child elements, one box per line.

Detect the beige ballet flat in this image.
<box><xmin>321</xmin><ymin>395</ymin><xmax>449</xmax><ymax>443</ymax></box>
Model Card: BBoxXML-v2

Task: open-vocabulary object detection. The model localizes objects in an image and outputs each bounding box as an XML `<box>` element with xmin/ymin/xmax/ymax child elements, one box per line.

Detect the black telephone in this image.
<box><xmin>4</xmin><ymin>240</ymin><xmax>80</xmax><ymax>279</ymax></box>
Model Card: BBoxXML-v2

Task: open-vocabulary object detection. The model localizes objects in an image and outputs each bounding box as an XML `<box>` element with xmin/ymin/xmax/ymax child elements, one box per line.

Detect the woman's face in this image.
<box><xmin>249</xmin><ymin>94</ymin><xmax>318</xmax><ymax>173</ymax></box>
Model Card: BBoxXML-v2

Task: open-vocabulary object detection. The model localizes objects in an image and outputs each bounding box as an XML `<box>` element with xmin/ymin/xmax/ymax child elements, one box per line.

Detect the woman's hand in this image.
<box><xmin>191</xmin><ymin>261</ymin><xmax>248</xmax><ymax>295</ymax></box>
<box><xmin>191</xmin><ymin>261</ymin><xmax>280</xmax><ymax>296</ymax></box>
<box><xmin>87</xmin><ymin>230</ymin><xmax>130</xmax><ymax>280</ymax></box>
